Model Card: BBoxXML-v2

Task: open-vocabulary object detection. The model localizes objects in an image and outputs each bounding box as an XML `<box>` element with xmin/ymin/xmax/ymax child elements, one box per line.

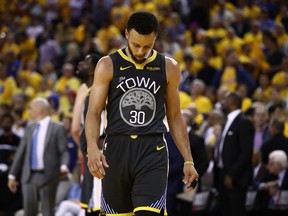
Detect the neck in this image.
<box><xmin>126</xmin><ymin>47</ymin><xmax>132</xmax><ymax>59</ymax></box>
<box><xmin>86</xmin><ymin>78</ymin><xmax>93</xmax><ymax>88</ymax></box>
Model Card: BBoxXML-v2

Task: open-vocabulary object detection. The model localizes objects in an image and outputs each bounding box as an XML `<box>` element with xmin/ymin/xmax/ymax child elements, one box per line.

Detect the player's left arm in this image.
<box><xmin>165</xmin><ymin>56</ymin><xmax>199</xmax><ymax>190</ymax></box>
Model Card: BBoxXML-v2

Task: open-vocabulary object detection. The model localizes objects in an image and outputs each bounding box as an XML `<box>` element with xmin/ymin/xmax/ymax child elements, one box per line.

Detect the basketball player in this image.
<box><xmin>76</xmin><ymin>54</ymin><xmax>103</xmax><ymax>215</ymax></box>
<box><xmin>85</xmin><ymin>11</ymin><xmax>198</xmax><ymax>216</ymax></box>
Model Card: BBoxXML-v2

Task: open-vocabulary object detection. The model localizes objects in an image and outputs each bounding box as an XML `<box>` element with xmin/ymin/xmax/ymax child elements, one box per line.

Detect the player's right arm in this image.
<box><xmin>71</xmin><ymin>83</ymin><xmax>88</xmax><ymax>146</ymax></box>
<box><xmin>85</xmin><ymin>56</ymin><xmax>113</xmax><ymax>179</ymax></box>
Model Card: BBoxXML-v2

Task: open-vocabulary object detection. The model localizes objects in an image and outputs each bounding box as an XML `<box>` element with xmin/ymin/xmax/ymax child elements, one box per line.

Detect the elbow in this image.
<box><xmin>71</xmin><ymin>128</ymin><xmax>80</xmax><ymax>139</ymax></box>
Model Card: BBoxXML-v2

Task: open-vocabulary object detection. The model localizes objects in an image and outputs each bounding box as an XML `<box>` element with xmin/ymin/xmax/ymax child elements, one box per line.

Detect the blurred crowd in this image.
<box><xmin>1</xmin><ymin>0</ymin><xmax>288</xmax><ymax>215</ymax></box>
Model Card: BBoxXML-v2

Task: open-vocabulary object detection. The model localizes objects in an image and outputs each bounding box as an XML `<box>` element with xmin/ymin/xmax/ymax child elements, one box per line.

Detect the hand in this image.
<box><xmin>182</xmin><ymin>164</ymin><xmax>199</xmax><ymax>192</ymax></box>
<box><xmin>224</xmin><ymin>175</ymin><xmax>234</xmax><ymax>190</ymax></box>
<box><xmin>268</xmin><ymin>185</ymin><xmax>279</xmax><ymax>196</ymax></box>
<box><xmin>59</xmin><ymin>171</ymin><xmax>69</xmax><ymax>180</ymax></box>
<box><xmin>263</xmin><ymin>181</ymin><xmax>279</xmax><ymax>196</ymax></box>
<box><xmin>87</xmin><ymin>149</ymin><xmax>109</xmax><ymax>179</ymax></box>
<box><xmin>8</xmin><ymin>179</ymin><xmax>18</xmax><ymax>193</ymax></box>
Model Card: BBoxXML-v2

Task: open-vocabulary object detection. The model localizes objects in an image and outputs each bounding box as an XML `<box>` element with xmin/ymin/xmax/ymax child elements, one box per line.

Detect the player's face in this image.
<box><xmin>126</xmin><ymin>29</ymin><xmax>156</xmax><ymax>64</ymax></box>
<box><xmin>76</xmin><ymin>55</ymin><xmax>92</xmax><ymax>81</ymax></box>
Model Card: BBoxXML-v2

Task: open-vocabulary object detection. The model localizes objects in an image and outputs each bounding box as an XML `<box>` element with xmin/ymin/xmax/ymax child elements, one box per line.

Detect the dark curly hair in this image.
<box><xmin>126</xmin><ymin>11</ymin><xmax>158</xmax><ymax>35</ymax></box>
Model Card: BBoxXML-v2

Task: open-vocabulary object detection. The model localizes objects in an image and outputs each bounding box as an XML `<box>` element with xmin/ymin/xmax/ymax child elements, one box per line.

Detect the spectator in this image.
<box><xmin>262</xmin><ymin>30</ymin><xmax>284</xmax><ymax>79</ymax></box>
<box><xmin>38</xmin><ymin>33</ymin><xmax>62</xmax><ymax>70</ymax></box>
<box><xmin>257</xmin><ymin>150</ymin><xmax>288</xmax><ymax>216</ymax></box>
<box><xmin>214</xmin><ymin>92</ymin><xmax>254</xmax><ymax>216</ymax></box>
<box><xmin>252</xmin><ymin>103</ymin><xmax>270</xmax><ymax>153</ymax></box>
<box><xmin>213</xmin><ymin>48</ymin><xmax>255</xmax><ymax>95</ymax></box>
<box><xmin>261</xmin><ymin>119</ymin><xmax>288</xmax><ymax>164</ymax></box>
<box><xmin>8</xmin><ymin>97</ymin><xmax>70</xmax><ymax>216</ymax></box>
<box><xmin>189</xmin><ymin>79</ymin><xmax>213</xmax><ymax>116</ymax></box>
<box><xmin>54</xmin><ymin>63</ymin><xmax>80</xmax><ymax>113</ymax></box>
<box><xmin>0</xmin><ymin>65</ymin><xmax>17</xmax><ymax>105</ymax></box>
<box><xmin>0</xmin><ymin>113</ymin><xmax>22</xmax><ymax>216</ymax></box>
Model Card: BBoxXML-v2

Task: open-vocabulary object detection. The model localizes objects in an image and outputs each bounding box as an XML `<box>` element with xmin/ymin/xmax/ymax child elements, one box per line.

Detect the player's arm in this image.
<box><xmin>71</xmin><ymin>83</ymin><xmax>88</xmax><ymax>146</ymax></box>
<box><xmin>165</xmin><ymin>57</ymin><xmax>199</xmax><ymax>189</ymax></box>
<box><xmin>85</xmin><ymin>56</ymin><xmax>113</xmax><ymax>179</ymax></box>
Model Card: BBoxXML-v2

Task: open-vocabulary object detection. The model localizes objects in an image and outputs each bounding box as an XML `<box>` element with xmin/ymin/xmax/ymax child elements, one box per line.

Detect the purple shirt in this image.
<box><xmin>254</xmin><ymin>130</ymin><xmax>264</xmax><ymax>152</ymax></box>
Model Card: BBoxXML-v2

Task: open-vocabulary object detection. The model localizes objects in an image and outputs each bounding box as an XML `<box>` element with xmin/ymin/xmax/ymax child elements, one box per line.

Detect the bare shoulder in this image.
<box><xmin>165</xmin><ymin>56</ymin><xmax>181</xmax><ymax>83</ymax></box>
<box><xmin>77</xmin><ymin>83</ymin><xmax>88</xmax><ymax>97</ymax></box>
<box><xmin>95</xmin><ymin>56</ymin><xmax>113</xmax><ymax>82</ymax></box>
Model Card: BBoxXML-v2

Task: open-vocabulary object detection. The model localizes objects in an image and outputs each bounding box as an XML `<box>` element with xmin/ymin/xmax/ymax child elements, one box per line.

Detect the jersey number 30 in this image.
<box><xmin>129</xmin><ymin>110</ymin><xmax>145</xmax><ymax>124</ymax></box>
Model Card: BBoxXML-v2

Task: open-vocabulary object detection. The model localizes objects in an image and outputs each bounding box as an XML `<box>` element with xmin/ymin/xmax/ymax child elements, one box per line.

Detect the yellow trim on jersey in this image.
<box><xmin>134</xmin><ymin>206</ymin><xmax>161</xmax><ymax>214</ymax></box>
<box><xmin>117</xmin><ymin>49</ymin><xmax>157</xmax><ymax>70</ymax></box>
<box><xmin>79</xmin><ymin>202</ymin><xmax>88</xmax><ymax>209</ymax></box>
<box><xmin>105</xmin><ymin>213</ymin><xmax>134</xmax><ymax>216</ymax></box>
<box><xmin>87</xmin><ymin>208</ymin><xmax>100</xmax><ymax>213</ymax></box>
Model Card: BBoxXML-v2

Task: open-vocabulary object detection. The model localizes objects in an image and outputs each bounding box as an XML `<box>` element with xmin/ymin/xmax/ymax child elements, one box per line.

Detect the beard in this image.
<box><xmin>221</xmin><ymin>106</ymin><xmax>229</xmax><ymax>115</ymax></box>
<box><xmin>76</xmin><ymin>69</ymin><xmax>89</xmax><ymax>82</ymax></box>
<box><xmin>127</xmin><ymin>45</ymin><xmax>151</xmax><ymax>64</ymax></box>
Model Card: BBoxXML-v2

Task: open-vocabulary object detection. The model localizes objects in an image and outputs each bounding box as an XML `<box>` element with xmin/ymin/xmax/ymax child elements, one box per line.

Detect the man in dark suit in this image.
<box><xmin>214</xmin><ymin>92</ymin><xmax>255</xmax><ymax>216</ymax></box>
<box><xmin>8</xmin><ymin>97</ymin><xmax>70</xmax><ymax>216</ymax></box>
<box><xmin>261</xmin><ymin>119</ymin><xmax>288</xmax><ymax>165</ymax></box>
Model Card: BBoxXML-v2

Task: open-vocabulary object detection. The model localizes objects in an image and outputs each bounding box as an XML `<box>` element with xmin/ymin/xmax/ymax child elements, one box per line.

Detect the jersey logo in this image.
<box><xmin>156</xmin><ymin>145</ymin><xmax>166</xmax><ymax>151</ymax></box>
<box><xmin>146</xmin><ymin>66</ymin><xmax>160</xmax><ymax>71</ymax></box>
<box><xmin>119</xmin><ymin>88</ymin><xmax>156</xmax><ymax>127</ymax></box>
<box><xmin>120</xmin><ymin>65</ymin><xmax>132</xmax><ymax>71</ymax></box>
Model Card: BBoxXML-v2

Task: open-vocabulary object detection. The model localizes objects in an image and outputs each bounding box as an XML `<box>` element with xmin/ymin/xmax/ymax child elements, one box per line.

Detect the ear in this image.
<box><xmin>125</xmin><ymin>29</ymin><xmax>129</xmax><ymax>40</ymax></box>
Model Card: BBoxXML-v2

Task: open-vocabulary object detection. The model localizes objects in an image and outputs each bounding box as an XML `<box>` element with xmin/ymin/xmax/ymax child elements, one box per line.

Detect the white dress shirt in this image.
<box><xmin>217</xmin><ymin>109</ymin><xmax>241</xmax><ymax>168</ymax></box>
<box><xmin>34</xmin><ymin>116</ymin><xmax>51</xmax><ymax>170</ymax></box>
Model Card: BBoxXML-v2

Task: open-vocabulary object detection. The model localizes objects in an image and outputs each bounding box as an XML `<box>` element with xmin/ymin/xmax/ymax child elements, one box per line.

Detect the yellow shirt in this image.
<box><xmin>0</xmin><ymin>77</ymin><xmax>17</xmax><ymax>105</ymax></box>
<box><xmin>209</xmin><ymin>56</ymin><xmax>223</xmax><ymax>70</ymax></box>
<box><xmin>18</xmin><ymin>38</ymin><xmax>38</xmax><ymax>64</ymax></box>
<box><xmin>192</xmin><ymin>44</ymin><xmax>204</xmax><ymax>58</ymax></box>
<box><xmin>1</xmin><ymin>42</ymin><xmax>20</xmax><ymax>56</ymax></box>
<box><xmin>253</xmin><ymin>86</ymin><xmax>272</xmax><ymax>102</ymax></box>
<box><xmin>74</xmin><ymin>25</ymin><xmax>85</xmax><ymax>44</ymax></box>
<box><xmin>221</xmin><ymin>66</ymin><xmax>237</xmax><ymax>92</ymax></box>
<box><xmin>244</xmin><ymin>32</ymin><xmax>262</xmax><ymax>45</ymax></box>
<box><xmin>110</xmin><ymin>5</ymin><xmax>132</xmax><ymax>32</ymax></box>
<box><xmin>206</xmin><ymin>28</ymin><xmax>227</xmax><ymax>41</ymax></box>
<box><xmin>210</xmin><ymin>2</ymin><xmax>236</xmax><ymax>18</ymax></box>
<box><xmin>190</xmin><ymin>96</ymin><xmax>213</xmax><ymax>115</ymax></box>
<box><xmin>271</xmin><ymin>71</ymin><xmax>288</xmax><ymax>99</ymax></box>
<box><xmin>19</xmin><ymin>86</ymin><xmax>35</xmax><ymax>99</ymax></box>
<box><xmin>18</xmin><ymin>70</ymin><xmax>43</xmax><ymax>92</ymax></box>
<box><xmin>242</xmin><ymin>97</ymin><xmax>252</xmax><ymax>113</ymax></box>
<box><xmin>96</xmin><ymin>25</ymin><xmax>121</xmax><ymax>54</ymax></box>
<box><xmin>277</xmin><ymin>34</ymin><xmax>288</xmax><ymax>48</ymax></box>
<box><xmin>179</xmin><ymin>91</ymin><xmax>192</xmax><ymax>109</ymax></box>
<box><xmin>284</xmin><ymin>120</ymin><xmax>288</xmax><ymax>138</ymax></box>
<box><xmin>54</xmin><ymin>77</ymin><xmax>81</xmax><ymax>113</ymax></box>
<box><xmin>133</xmin><ymin>2</ymin><xmax>158</xmax><ymax>13</ymax></box>
<box><xmin>243</xmin><ymin>5</ymin><xmax>261</xmax><ymax>19</ymax></box>
<box><xmin>217</xmin><ymin>37</ymin><xmax>244</xmax><ymax>55</ymax></box>
<box><xmin>35</xmin><ymin>90</ymin><xmax>52</xmax><ymax>98</ymax></box>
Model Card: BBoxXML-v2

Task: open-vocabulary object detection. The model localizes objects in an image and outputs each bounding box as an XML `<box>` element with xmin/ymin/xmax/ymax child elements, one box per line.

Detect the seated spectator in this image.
<box><xmin>55</xmin><ymin>167</ymin><xmax>82</xmax><ymax>216</ymax></box>
<box><xmin>257</xmin><ymin>150</ymin><xmax>288</xmax><ymax>216</ymax></box>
